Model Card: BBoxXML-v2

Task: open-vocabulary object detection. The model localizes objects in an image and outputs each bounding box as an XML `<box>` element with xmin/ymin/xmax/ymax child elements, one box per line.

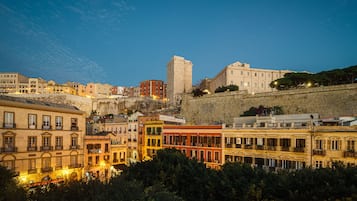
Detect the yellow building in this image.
<box><xmin>143</xmin><ymin>120</ymin><xmax>163</xmax><ymax>160</ymax></box>
<box><xmin>0</xmin><ymin>95</ymin><xmax>86</xmax><ymax>186</ymax></box>
<box><xmin>223</xmin><ymin>123</ymin><xmax>357</xmax><ymax>170</ymax></box>
<box><xmin>84</xmin><ymin>131</ymin><xmax>126</xmax><ymax>182</ymax></box>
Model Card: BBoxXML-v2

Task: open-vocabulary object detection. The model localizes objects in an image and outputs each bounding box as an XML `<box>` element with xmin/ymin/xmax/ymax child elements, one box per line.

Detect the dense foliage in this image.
<box><xmin>215</xmin><ymin>84</ymin><xmax>239</xmax><ymax>93</ymax></box>
<box><xmin>270</xmin><ymin>65</ymin><xmax>357</xmax><ymax>90</ymax></box>
<box><xmin>241</xmin><ymin>105</ymin><xmax>283</xmax><ymax>116</ymax></box>
<box><xmin>4</xmin><ymin>149</ymin><xmax>357</xmax><ymax>201</ymax></box>
<box><xmin>0</xmin><ymin>166</ymin><xmax>26</xmax><ymax>201</ymax></box>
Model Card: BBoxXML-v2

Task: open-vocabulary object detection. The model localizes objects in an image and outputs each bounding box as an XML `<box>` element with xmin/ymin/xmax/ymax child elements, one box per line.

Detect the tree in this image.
<box><xmin>0</xmin><ymin>166</ymin><xmax>26</xmax><ymax>201</ymax></box>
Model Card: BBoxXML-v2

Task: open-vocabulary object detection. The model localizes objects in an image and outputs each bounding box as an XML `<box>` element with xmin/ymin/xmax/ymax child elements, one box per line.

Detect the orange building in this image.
<box><xmin>163</xmin><ymin>125</ymin><xmax>223</xmax><ymax>169</ymax></box>
<box><xmin>139</xmin><ymin>80</ymin><xmax>166</xmax><ymax>100</ymax></box>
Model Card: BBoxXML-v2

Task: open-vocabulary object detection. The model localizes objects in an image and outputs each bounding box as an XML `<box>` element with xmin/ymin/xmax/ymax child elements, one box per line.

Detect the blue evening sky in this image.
<box><xmin>0</xmin><ymin>0</ymin><xmax>356</xmax><ymax>86</ymax></box>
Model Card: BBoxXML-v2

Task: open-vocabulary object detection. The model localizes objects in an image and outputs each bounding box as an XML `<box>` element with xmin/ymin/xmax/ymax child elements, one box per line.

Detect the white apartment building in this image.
<box><xmin>167</xmin><ymin>56</ymin><xmax>192</xmax><ymax>105</ymax></box>
<box><xmin>209</xmin><ymin>61</ymin><xmax>291</xmax><ymax>94</ymax></box>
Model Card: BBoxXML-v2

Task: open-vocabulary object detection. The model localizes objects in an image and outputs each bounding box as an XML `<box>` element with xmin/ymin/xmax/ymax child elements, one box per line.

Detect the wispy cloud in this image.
<box><xmin>0</xmin><ymin>1</ymin><xmax>110</xmax><ymax>84</ymax></box>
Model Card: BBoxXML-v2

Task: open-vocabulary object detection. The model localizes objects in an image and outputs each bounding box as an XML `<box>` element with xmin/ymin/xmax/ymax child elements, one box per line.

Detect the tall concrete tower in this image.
<box><xmin>167</xmin><ymin>56</ymin><xmax>192</xmax><ymax>106</ymax></box>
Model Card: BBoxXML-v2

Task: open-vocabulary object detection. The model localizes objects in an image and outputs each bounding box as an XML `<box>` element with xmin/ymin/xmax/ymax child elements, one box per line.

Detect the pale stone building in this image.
<box><xmin>0</xmin><ymin>72</ymin><xmax>29</xmax><ymax>94</ymax></box>
<box><xmin>167</xmin><ymin>56</ymin><xmax>192</xmax><ymax>105</ymax></box>
<box><xmin>209</xmin><ymin>61</ymin><xmax>291</xmax><ymax>94</ymax></box>
<box><xmin>85</xmin><ymin>83</ymin><xmax>113</xmax><ymax>98</ymax></box>
<box><xmin>0</xmin><ymin>95</ymin><xmax>86</xmax><ymax>186</ymax></box>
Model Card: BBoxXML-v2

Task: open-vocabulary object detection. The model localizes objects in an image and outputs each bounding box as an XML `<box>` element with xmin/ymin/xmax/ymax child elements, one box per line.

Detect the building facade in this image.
<box><xmin>167</xmin><ymin>56</ymin><xmax>192</xmax><ymax>105</ymax></box>
<box><xmin>0</xmin><ymin>73</ymin><xmax>29</xmax><ymax>94</ymax></box>
<box><xmin>209</xmin><ymin>61</ymin><xmax>291</xmax><ymax>94</ymax></box>
<box><xmin>139</xmin><ymin>80</ymin><xmax>167</xmax><ymax>100</ymax></box>
<box><xmin>0</xmin><ymin>95</ymin><xmax>86</xmax><ymax>186</ymax></box>
<box><xmin>163</xmin><ymin>125</ymin><xmax>223</xmax><ymax>169</ymax></box>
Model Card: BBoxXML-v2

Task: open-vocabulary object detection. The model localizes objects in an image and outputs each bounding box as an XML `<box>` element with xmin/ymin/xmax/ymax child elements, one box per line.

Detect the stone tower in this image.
<box><xmin>167</xmin><ymin>56</ymin><xmax>192</xmax><ymax>106</ymax></box>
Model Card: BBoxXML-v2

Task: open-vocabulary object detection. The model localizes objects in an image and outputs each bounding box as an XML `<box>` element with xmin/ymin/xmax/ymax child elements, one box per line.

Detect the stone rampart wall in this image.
<box><xmin>181</xmin><ymin>83</ymin><xmax>357</xmax><ymax>125</ymax></box>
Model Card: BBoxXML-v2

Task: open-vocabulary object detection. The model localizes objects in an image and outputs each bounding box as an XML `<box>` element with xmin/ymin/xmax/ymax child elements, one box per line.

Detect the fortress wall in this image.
<box><xmin>181</xmin><ymin>84</ymin><xmax>357</xmax><ymax>125</ymax></box>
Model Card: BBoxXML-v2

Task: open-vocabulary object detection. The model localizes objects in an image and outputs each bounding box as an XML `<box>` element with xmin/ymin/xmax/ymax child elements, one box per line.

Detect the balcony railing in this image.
<box><xmin>1</xmin><ymin>147</ymin><xmax>17</xmax><ymax>153</ymax></box>
<box><xmin>41</xmin><ymin>167</ymin><xmax>53</xmax><ymax>173</ymax></box>
<box><xmin>28</xmin><ymin>169</ymin><xmax>37</xmax><ymax>174</ymax></box>
<box><xmin>27</xmin><ymin>146</ymin><xmax>38</xmax><ymax>151</ymax></box>
<box><xmin>343</xmin><ymin>150</ymin><xmax>356</xmax><ymax>158</ymax></box>
<box><xmin>244</xmin><ymin>144</ymin><xmax>253</xmax><ymax>149</ymax></box>
<box><xmin>3</xmin><ymin>123</ymin><xmax>16</xmax><ymax>128</ymax></box>
<box><xmin>256</xmin><ymin>145</ymin><xmax>264</xmax><ymax>150</ymax></box>
<box><xmin>69</xmin><ymin>164</ymin><xmax>82</xmax><ymax>169</ymax></box>
<box><xmin>71</xmin><ymin>126</ymin><xmax>79</xmax><ymax>131</ymax></box>
<box><xmin>55</xmin><ymin>145</ymin><xmax>63</xmax><ymax>150</ymax></box>
<box><xmin>267</xmin><ymin>146</ymin><xmax>277</xmax><ymax>151</ymax></box>
<box><xmin>42</xmin><ymin>125</ymin><xmax>52</xmax><ymax>130</ymax></box>
<box><xmin>281</xmin><ymin>146</ymin><xmax>290</xmax><ymax>152</ymax></box>
<box><xmin>294</xmin><ymin>147</ymin><xmax>305</xmax><ymax>153</ymax></box>
<box><xmin>113</xmin><ymin>159</ymin><xmax>119</xmax><ymax>163</ymax></box>
<box><xmin>69</xmin><ymin>145</ymin><xmax>80</xmax><ymax>150</ymax></box>
<box><xmin>313</xmin><ymin>149</ymin><xmax>326</xmax><ymax>156</ymax></box>
<box><xmin>40</xmin><ymin>146</ymin><xmax>53</xmax><ymax>151</ymax></box>
<box><xmin>88</xmin><ymin>149</ymin><xmax>101</xmax><ymax>154</ymax></box>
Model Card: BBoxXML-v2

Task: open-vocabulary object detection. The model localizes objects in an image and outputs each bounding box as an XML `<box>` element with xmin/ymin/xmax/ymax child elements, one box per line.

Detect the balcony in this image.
<box><xmin>69</xmin><ymin>145</ymin><xmax>80</xmax><ymax>150</ymax></box>
<box><xmin>113</xmin><ymin>159</ymin><xmax>119</xmax><ymax>163</ymax></box>
<box><xmin>256</xmin><ymin>145</ymin><xmax>264</xmax><ymax>150</ymax></box>
<box><xmin>71</xmin><ymin>126</ymin><xmax>79</xmax><ymax>131</ymax></box>
<box><xmin>42</xmin><ymin>125</ymin><xmax>52</xmax><ymax>130</ymax></box>
<box><xmin>1</xmin><ymin>146</ymin><xmax>17</xmax><ymax>153</ymax></box>
<box><xmin>40</xmin><ymin>146</ymin><xmax>53</xmax><ymax>151</ymax></box>
<box><xmin>281</xmin><ymin>146</ymin><xmax>290</xmax><ymax>152</ymax></box>
<box><xmin>313</xmin><ymin>149</ymin><xmax>326</xmax><ymax>156</ymax></box>
<box><xmin>343</xmin><ymin>150</ymin><xmax>356</xmax><ymax>158</ymax></box>
<box><xmin>88</xmin><ymin>149</ymin><xmax>101</xmax><ymax>154</ymax></box>
<box><xmin>267</xmin><ymin>146</ymin><xmax>277</xmax><ymax>151</ymax></box>
<box><xmin>294</xmin><ymin>147</ymin><xmax>305</xmax><ymax>153</ymax></box>
<box><xmin>27</xmin><ymin>146</ymin><xmax>38</xmax><ymax>151</ymax></box>
<box><xmin>55</xmin><ymin>145</ymin><xmax>63</xmax><ymax>150</ymax></box>
<box><xmin>69</xmin><ymin>164</ymin><xmax>82</xmax><ymax>169</ymax></box>
<box><xmin>28</xmin><ymin>169</ymin><xmax>37</xmax><ymax>174</ymax></box>
<box><xmin>3</xmin><ymin>123</ymin><xmax>16</xmax><ymax>128</ymax></box>
<box><xmin>55</xmin><ymin>126</ymin><xmax>63</xmax><ymax>130</ymax></box>
<box><xmin>41</xmin><ymin>167</ymin><xmax>53</xmax><ymax>173</ymax></box>
<box><xmin>243</xmin><ymin>144</ymin><xmax>253</xmax><ymax>149</ymax></box>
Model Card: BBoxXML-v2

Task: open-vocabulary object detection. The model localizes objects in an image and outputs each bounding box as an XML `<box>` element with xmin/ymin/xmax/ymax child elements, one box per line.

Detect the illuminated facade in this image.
<box><xmin>143</xmin><ymin>120</ymin><xmax>163</xmax><ymax>160</ymax></box>
<box><xmin>167</xmin><ymin>56</ymin><xmax>193</xmax><ymax>105</ymax></box>
<box><xmin>0</xmin><ymin>95</ymin><xmax>86</xmax><ymax>186</ymax></box>
<box><xmin>139</xmin><ymin>80</ymin><xmax>166</xmax><ymax>100</ymax></box>
<box><xmin>163</xmin><ymin>125</ymin><xmax>223</xmax><ymax>169</ymax></box>
<box><xmin>209</xmin><ymin>61</ymin><xmax>291</xmax><ymax>94</ymax></box>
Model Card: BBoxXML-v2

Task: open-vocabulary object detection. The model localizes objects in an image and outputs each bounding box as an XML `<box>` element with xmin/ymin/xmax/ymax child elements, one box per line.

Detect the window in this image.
<box><xmin>296</xmin><ymin>139</ymin><xmax>306</xmax><ymax>148</ymax></box>
<box><xmin>70</xmin><ymin>155</ymin><xmax>78</xmax><ymax>167</ymax></box>
<box><xmin>257</xmin><ymin>138</ymin><xmax>263</xmax><ymax>146</ymax></box>
<box><xmin>55</xmin><ymin>157</ymin><xmax>62</xmax><ymax>168</ymax></box>
<box><xmin>315</xmin><ymin>140</ymin><xmax>324</xmax><ymax>149</ymax></box>
<box><xmin>3</xmin><ymin>136</ymin><xmax>15</xmax><ymax>152</ymax></box>
<box><xmin>42</xmin><ymin>115</ymin><xmax>51</xmax><ymax>129</ymax></box>
<box><xmin>55</xmin><ymin>136</ymin><xmax>63</xmax><ymax>150</ymax></box>
<box><xmin>4</xmin><ymin>112</ymin><xmax>14</xmax><ymax>128</ymax></box>
<box><xmin>214</xmin><ymin>152</ymin><xmax>219</xmax><ymax>162</ymax></box>
<box><xmin>28</xmin><ymin>114</ymin><xmax>37</xmax><ymax>129</ymax></box>
<box><xmin>71</xmin><ymin>136</ymin><xmax>78</xmax><ymax>149</ymax></box>
<box><xmin>95</xmin><ymin>156</ymin><xmax>99</xmax><ymax>164</ymax></box>
<box><xmin>41</xmin><ymin>136</ymin><xmax>52</xmax><ymax>151</ymax></box>
<box><xmin>315</xmin><ymin>161</ymin><xmax>323</xmax><ymax>168</ymax></box>
<box><xmin>331</xmin><ymin>140</ymin><xmax>340</xmax><ymax>150</ymax></box>
<box><xmin>347</xmin><ymin>140</ymin><xmax>355</xmax><ymax>151</ymax></box>
<box><xmin>28</xmin><ymin>136</ymin><xmax>37</xmax><ymax>151</ymax></box>
<box><xmin>42</xmin><ymin>157</ymin><xmax>51</xmax><ymax>172</ymax></box>
<box><xmin>3</xmin><ymin>160</ymin><xmax>15</xmax><ymax>171</ymax></box>
<box><xmin>71</xmin><ymin>118</ymin><xmax>78</xmax><ymax>130</ymax></box>
<box><xmin>29</xmin><ymin>159</ymin><xmax>36</xmax><ymax>172</ymax></box>
<box><xmin>55</xmin><ymin>116</ymin><xmax>63</xmax><ymax>130</ymax></box>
